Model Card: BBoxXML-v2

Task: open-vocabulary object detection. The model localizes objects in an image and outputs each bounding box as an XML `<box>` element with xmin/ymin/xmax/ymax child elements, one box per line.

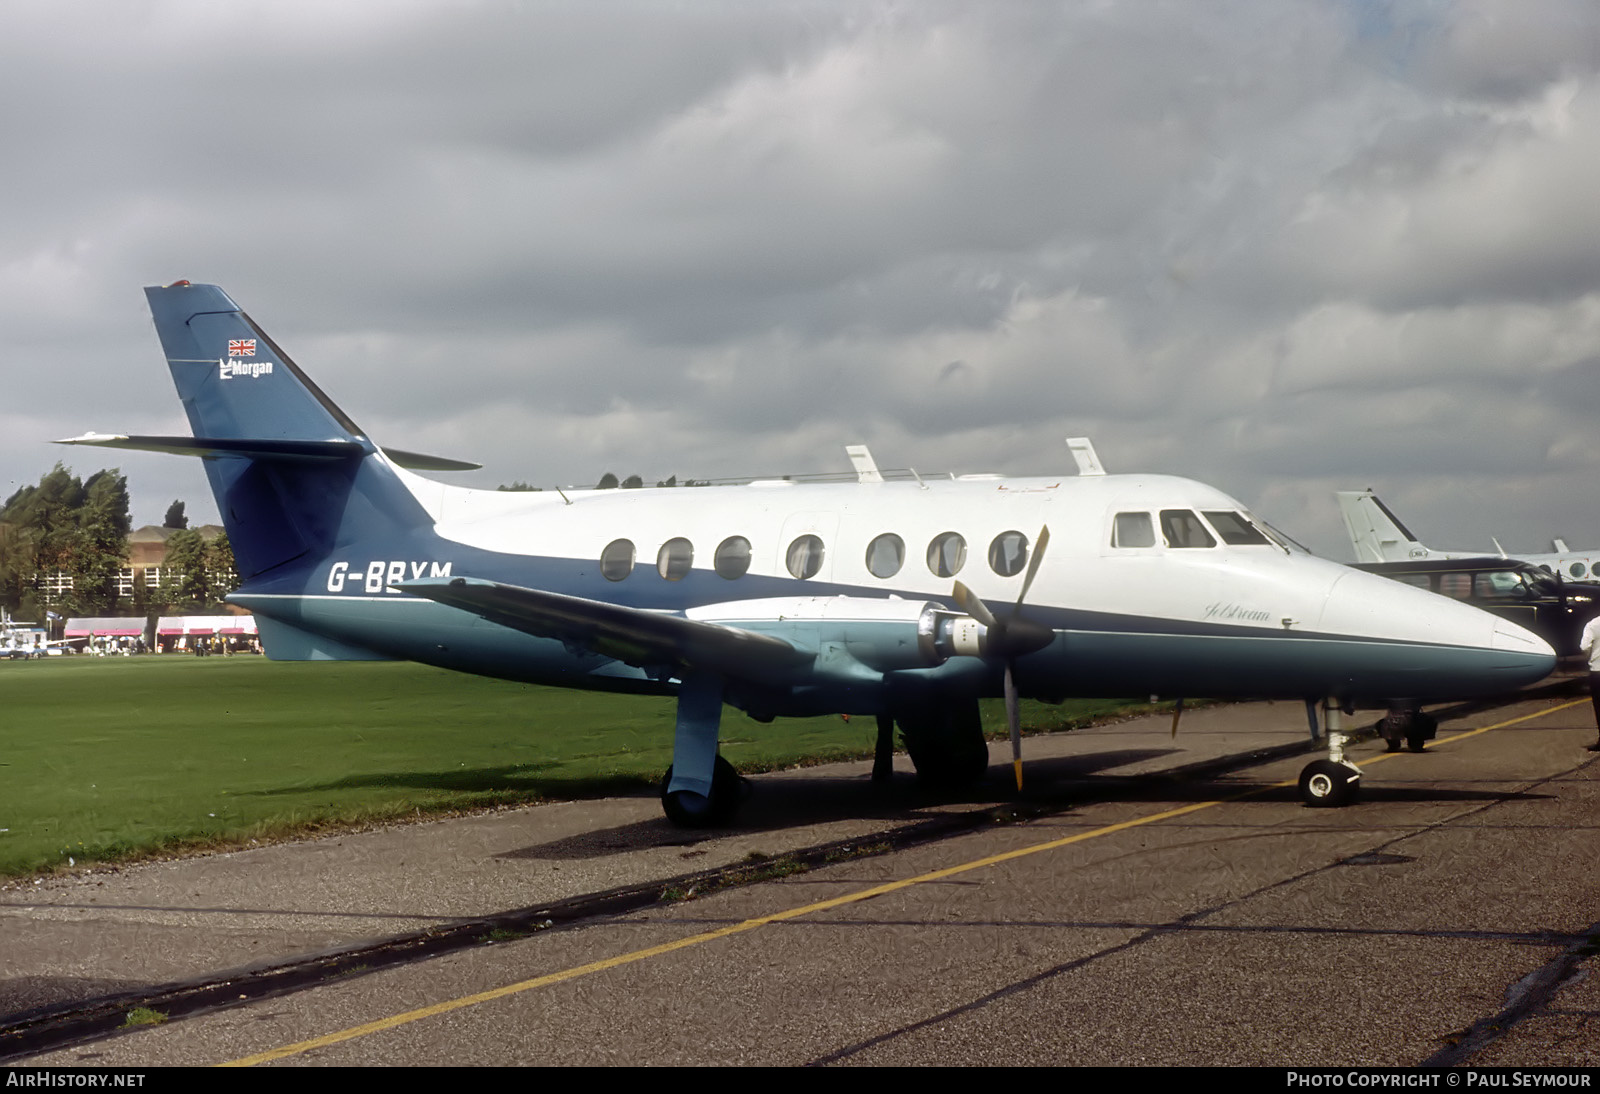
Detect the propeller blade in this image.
<box><xmin>1005</xmin><ymin>661</ymin><xmax>1024</xmax><ymax>792</ymax></box>
<box><xmin>1015</xmin><ymin>525</ymin><xmax>1050</xmax><ymax>610</ymax></box>
<box><xmin>1170</xmin><ymin>696</ymin><xmax>1185</xmax><ymax>739</ymax></box>
<box><xmin>953</xmin><ymin>580</ymin><xmax>999</xmax><ymax>629</ymax></box>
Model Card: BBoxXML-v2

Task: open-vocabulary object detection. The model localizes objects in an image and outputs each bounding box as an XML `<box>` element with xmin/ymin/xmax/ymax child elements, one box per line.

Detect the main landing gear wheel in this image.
<box><xmin>1298</xmin><ymin>759</ymin><xmax>1360</xmax><ymax>808</ymax></box>
<box><xmin>1378</xmin><ymin>709</ymin><xmax>1438</xmax><ymax>754</ymax></box>
<box><xmin>660</xmin><ymin>755</ymin><xmax>745</xmax><ymax>828</ymax></box>
<box><xmin>897</xmin><ymin>698</ymin><xmax>988</xmax><ymax>790</ymax></box>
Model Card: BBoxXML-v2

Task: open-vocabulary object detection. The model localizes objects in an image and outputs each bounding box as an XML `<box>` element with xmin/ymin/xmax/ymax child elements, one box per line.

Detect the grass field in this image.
<box><xmin>0</xmin><ymin>654</ymin><xmax>1153</xmax><ymax>877</ymax></box>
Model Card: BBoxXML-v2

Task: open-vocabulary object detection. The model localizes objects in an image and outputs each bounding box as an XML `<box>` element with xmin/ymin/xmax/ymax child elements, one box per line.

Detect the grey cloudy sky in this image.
<box><xmin>4</xmin><ymin>0</ymin><xmax>1600</xmax><ymax>558</ymax></box>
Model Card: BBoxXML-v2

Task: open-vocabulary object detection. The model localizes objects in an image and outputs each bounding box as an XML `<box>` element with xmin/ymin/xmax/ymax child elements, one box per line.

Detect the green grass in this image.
<box><xmin>0</xmin><ymin>655</ymin><xmax>1159</xmax><ymax>877</ymax></box>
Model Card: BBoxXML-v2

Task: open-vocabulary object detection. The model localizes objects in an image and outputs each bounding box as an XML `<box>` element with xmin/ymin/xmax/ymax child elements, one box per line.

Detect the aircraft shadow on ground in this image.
<box><xmin>235</xmin><ymin>748</ymin><xmax>1553</xmax><ymax>860</ymax></box>
<box><xmin>240</xmin><ymin>763</ymin><xmax>647</xmax><ymax>799</ymax></box>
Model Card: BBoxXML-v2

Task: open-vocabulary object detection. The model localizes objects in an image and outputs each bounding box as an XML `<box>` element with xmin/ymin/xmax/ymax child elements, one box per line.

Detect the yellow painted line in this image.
<box><xmin>1350</xmin><ymin>697</ymin><xmax>1588</xmax><ymax>773</ymax></box>
<box><xmin>222</xmin><ymin>697</ymin><xmax>1587</xmax><ymax>1067</ymax></box>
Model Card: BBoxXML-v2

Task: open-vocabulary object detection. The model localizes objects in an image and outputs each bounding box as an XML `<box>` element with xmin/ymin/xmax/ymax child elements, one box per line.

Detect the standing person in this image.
<box><xmin>1582</xmin><ymin>614</ymin><xmax>1600</xmax><ymax>751</ymax></box>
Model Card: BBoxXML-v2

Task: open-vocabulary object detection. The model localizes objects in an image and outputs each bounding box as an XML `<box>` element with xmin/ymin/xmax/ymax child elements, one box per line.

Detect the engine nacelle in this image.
<box><xmin>688</xmin><ymin>595</ymin><xmax>993</xmax><ymax>673</ymax></box>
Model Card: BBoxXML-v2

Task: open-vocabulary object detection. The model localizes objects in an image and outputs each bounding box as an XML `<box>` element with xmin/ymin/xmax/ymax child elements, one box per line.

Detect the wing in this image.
<box><xmin>396</xmin><ymin>576</ymin><xmax>808</xmax><ymax>678</ymax></box>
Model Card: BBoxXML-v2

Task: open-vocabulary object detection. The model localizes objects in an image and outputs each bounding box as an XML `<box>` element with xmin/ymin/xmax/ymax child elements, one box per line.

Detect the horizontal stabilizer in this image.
<box><xmin>397</xmin><ymin>577</ymin><xmax>808</xmax><ymax>678</ymax></box>
<box><xmin>380</xmin><ymin>448</ymin><xmax>481</xmax><ymax>472</ymax></box>
<box><xmin>56</xmin><ymin>433</ymin><xmax>478</xmax><ymax>470</ymax></box>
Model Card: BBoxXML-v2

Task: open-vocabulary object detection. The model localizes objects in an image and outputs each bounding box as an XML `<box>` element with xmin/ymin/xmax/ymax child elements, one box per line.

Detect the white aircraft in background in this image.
<box><xmin>58</xmin><ymin>283</ymin><xmax>1556</xmax><ymax>823</ymax></box>
<box><xmin>1337</xmin><ymin>489</ymin><xmax>1600</xmax><ymax>582</ymax></box>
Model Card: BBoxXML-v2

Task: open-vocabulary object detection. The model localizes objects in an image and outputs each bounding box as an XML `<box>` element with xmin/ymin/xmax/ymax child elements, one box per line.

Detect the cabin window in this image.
<box><xmin>865</xmin><ymin>533</ymin><xmax>904</xmax><ymax>579</ymax></box>
<box><xmin>926</xmin><ymin>532</ymin><xmax>967</xmax><ymax>578</ymax></box>
<box><xmin>714</xmin><ymin>536</ymin><xmax>751</xmax><ymax>580</ymax></box>
<box><xmin>1572</xmin><ymin>563</ymin><xmax>1588</xmax><ymax>579</ymax></box>
<box><xmin>1438</xmin><ymin>573</ymin><xmax>1472</xmax><ymax>599</ymax></box>
<box><xmin>1160</xmin><ymin>510</ymin><xmax>1217</xmax><ymax>549</ymax></box>
<box><xmin>657</xmin><ymin>537</ymin><xmax>694</xmax><ymax>581</ymax></box>
<box><xmin>1201</xmin><ymin>511</ymin><xmax>1271</xmax><ymax>546</ymax></box>
<box><xmin>786</xmin><ymin>534</ymin><xmax>825</xmax><ymax>579</ymax></box>
<box><xmin>1395</xmin><ymin>574</ymin><xmax>1430</xmax><ymax>590</ymax></box>
<box><xmin>600</xmin><ymin>539</ymin><xmax>635</xmax><ymax>582</ymax></box>
<box><xmin>988</xmin><ymin>531</ymin><xmax>1028</xmax><ymax>576</ymax></box>
<box><xmin>1112</xmin><ymin>512</ymin><xmax>1155</xmax><ymax>548</ymax></box>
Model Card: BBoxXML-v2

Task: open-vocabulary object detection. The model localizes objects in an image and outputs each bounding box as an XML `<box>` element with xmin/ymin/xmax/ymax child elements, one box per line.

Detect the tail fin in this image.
<box><xmin>1335</xmin><ymin>489</ymin><xmax>1434</xmax><ymax>563</ymax></box>
<box><xmin>136</xmin><ymin>282</ymin><xmax>432</xmax><ymax>580</ymax></box>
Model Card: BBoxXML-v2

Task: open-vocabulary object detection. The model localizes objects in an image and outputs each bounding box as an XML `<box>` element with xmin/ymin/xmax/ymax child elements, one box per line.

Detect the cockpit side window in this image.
<box><xmin>1160</xmin><ymin>509</ymin><xmax>1217</xmax><ymax>549</ymax></box>
<box><xmin>1112</xmin><ymin>512</ymin><xmax>1155</xmax><ymax>548</ymax></box>
<box><xmin>1201</xmin><ymin>511</ymin><xmax>1271</xmax><ymax>546</ymax></box>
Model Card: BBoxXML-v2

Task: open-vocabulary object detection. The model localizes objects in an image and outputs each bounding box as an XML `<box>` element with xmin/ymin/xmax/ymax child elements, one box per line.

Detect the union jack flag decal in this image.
<box><xmin>228</xmin><ymin>339</ymin><xmax>256</xmax><ymax>357</ymax></box>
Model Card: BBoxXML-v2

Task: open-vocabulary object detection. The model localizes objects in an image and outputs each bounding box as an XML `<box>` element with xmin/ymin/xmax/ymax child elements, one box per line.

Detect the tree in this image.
<box><xmin>163</xmin><ymin>500</ymin><xmax>188</xmax><ymax>529</ymax></box>
<box><xmin>596</xmin><ymin>472</ymin><xmax>619</xmax><ymax>489</ymax></box>
<box><xmin>71</xmin><ymin>470</ymin><xmax>132</xmax><ymax>613</ymax></box>
<box><xmin>157</xmin><ymin>528</ymin><xmax>209</xmax><ymax>611</ymax></box>
<box><xmin>207</xmin><ymin>531</ymin><xmax>238</xmax><ymax>601</ymax></box>
<box><xmin>496</xmin><ymin>482</ymin><xmax>543</xmax><ymax>492</ymax></box>
<box><xmin>0</xmin><ymin>464</ymin><xmax>130</xmax><ymax>615</ymax></box>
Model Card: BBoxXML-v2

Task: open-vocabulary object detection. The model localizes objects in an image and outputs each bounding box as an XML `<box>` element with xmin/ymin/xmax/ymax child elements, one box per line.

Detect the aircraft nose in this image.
<box><xmin>1490</xmin><ymin>616</ymin><xmax>1556</xmax><ymax>659</ymax></box>
<box><xmin>1318</xmin><ymin>570</ymin><xmax>1556</xmax><ymax>698</ymax></box>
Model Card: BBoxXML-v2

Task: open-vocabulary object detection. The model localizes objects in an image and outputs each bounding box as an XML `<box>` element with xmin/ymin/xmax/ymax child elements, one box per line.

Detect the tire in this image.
<box><xmin>659</xmin><ymin>755</ymin><xmax>744</xmax><ymax>827</ymax></box>
<box><xmin>897</xmin><ymin>698</ymin><xmax>988</xmax><ymax>789</ymax></box>
<box><xmin>1299</xmin><ymin>759</ymin><xmax>1360</xmax><ymax>808</ymax></box>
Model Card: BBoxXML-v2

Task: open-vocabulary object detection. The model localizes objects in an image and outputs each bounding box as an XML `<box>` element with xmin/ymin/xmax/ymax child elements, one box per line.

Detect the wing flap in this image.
<box><xmin>397</xmin><ymin>577</ymin><xmax>808</xmax><ymax>678</ymax></box>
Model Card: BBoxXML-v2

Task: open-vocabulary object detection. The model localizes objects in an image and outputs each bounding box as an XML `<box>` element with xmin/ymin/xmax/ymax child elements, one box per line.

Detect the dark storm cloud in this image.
<box><xmin>4</xmin><ymin>1</ymin><xmax>1600</xmax><ymax>558</ymax></box>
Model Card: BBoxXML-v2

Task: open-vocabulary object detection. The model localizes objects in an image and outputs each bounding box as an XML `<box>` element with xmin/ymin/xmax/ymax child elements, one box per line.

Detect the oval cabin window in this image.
<box><xmin>657</xmin><ymin>538</ymin><xmax>694</xmax><ymax>581</ymax></box>
<box><xmin>865</xmin><ymin>533</ymin><xmax>905</xmax><ymax>578</ymax></box>
<box><xmin>786</xmin><ymin>534</ymin><xmax>825</xmax><ymax>579</ymax></box>
<box><xmin>988</xmin><ymin>531</ymin><xmax>1028</xmax><ymax>577</ymax></box>
<box><xmin>926</xmin><ymin>532</ymin><xmax>967</xmax><ymax>578</ymax></box>
<box><xmin>600</xmin><ymin>539</ymin><xmax>635</xmax><ymax>582</ymax></box>
<box><xmin>714</xmin><ymin>536</ymin><xmax>752</xmax><ymax>579</ymax></box>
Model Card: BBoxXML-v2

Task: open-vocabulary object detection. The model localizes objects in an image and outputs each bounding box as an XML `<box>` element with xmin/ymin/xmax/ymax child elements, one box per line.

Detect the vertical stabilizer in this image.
<box><xmin>143</xmin><ymin>282</ymin><xmax>431</xmax><ymax>580</ymax></box>
<box><xmin>1336</xmin><ymin>489</ymin><xmax>1434</xmax><ymax>563</ymax></box>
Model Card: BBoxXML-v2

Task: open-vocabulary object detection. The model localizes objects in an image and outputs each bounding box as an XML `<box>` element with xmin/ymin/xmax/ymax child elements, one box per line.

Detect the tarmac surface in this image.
<box><xmin>5</xmin><ymin>678</ymin><xmax>1600</xmax><ymax>1067</ymax></box>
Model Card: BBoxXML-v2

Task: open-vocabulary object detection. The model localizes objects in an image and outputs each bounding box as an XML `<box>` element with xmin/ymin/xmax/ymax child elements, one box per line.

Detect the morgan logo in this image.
<box><xmin>219</xmin><ymin>357</ymin><xmax>274</xmax><ymax>380</ymax></box>
<box><xmin>328</xmin><ymin>560</ymin><xmax>453</xmax><ymax>594</ymax></box>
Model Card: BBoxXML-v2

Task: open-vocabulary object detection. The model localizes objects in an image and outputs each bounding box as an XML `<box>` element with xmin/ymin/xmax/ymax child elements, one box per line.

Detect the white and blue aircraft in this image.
<box><xmin>1339</xmin><ymin>488</ymin><xmax>1600</xmax><ymax>582</ymax></box>
<box><xmin>62</xmin><ymin>283</ymin><xmax>1556</xmax><ymax>823</ymax></box>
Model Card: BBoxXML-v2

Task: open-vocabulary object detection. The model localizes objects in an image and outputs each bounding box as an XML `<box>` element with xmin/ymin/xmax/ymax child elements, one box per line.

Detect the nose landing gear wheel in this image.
<box><xmin>1299</xmin><ymin>759</ymin><xmax>1360</xmax><ymax>808</ymax></box>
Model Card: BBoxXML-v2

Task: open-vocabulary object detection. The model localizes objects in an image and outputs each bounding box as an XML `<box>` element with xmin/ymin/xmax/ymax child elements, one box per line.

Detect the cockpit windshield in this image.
<box><xmin>1160</xmin><ymin>510</ymin><xmax>1217</xmax><ymax>549</ymax></box>
<box><xmin>1201</xmin><ymin>511</ymin><xmax>1272</xmax><ymax>546</ymax></box>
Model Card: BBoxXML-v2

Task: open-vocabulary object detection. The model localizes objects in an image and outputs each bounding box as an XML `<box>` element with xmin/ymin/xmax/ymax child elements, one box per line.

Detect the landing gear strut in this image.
<box><xmin>660</xmin><ymin>671</ymin><xmax>745</xmax><ymax>827</ymax></box>
<box><xmin>1299</xmin><ymin>700</ymin><xmax>1361</xmax><ymax>808</ymax></box>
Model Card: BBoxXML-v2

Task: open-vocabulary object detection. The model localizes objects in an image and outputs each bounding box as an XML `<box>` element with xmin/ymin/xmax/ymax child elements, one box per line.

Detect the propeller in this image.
<box><xmin>953</xmin><ymin>525</ymin><xmax>1053</xmax><ymax>792</ymax></box>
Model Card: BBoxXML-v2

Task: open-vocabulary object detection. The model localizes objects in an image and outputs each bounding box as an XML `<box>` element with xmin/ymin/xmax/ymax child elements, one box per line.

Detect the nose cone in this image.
<box><xmin>1491</xmin><ymin>616</ymin><xmax>1557</xmax><ymax>660</ymax></box>
<box><xmin>1319</xmin><ymin>570</ymin><xmax>1556</xmax><ymax>700</ymax></box>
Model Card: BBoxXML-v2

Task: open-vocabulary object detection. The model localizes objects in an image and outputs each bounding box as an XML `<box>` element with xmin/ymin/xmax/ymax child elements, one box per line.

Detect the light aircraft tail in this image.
<box><xmin>63</xmin><ymin>282</ymin><xmax>475</xmax><ymax>583</ymax></box>
<box><xmin>1335</xmin><ymin>489</ymin><xmax>1435</xmax><ymax>563</ymax></box>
